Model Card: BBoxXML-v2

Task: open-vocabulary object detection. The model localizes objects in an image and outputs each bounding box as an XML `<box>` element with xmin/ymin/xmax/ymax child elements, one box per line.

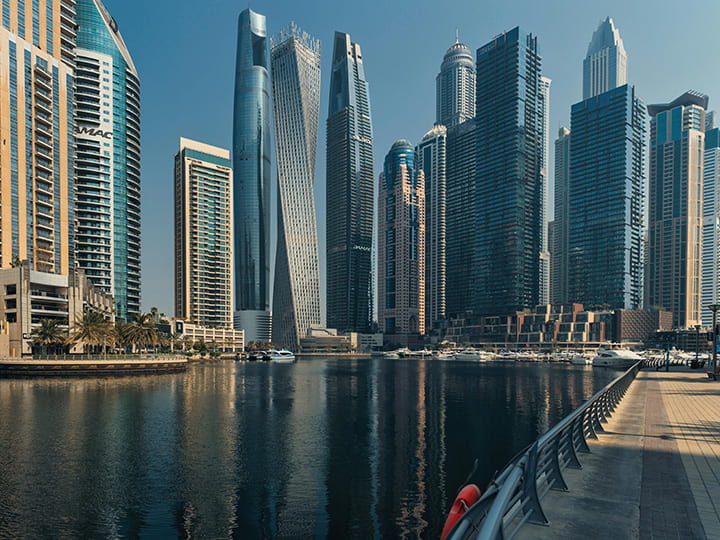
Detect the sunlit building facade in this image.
<box><xmin>174</xmin><ymin>138</ymin><xmax>233</xmax><ymax>329</ymax></box>
<box><xmin>271</xmin><ymin>23</ymin><xmax>322</xmax><ymax>349</ymax></box>
<box><xmin>378</xmin><ymin>140</ymin><xmax>425</xmax><ymax>336</ymax></box>
<box><xmin>0</xmin><ymin>0</ymin><xmax>76</xmax><ymax>275</ymax></box>
<box><xmin>232</xmin><ymin>8</ymin><xmax>272</xmax><ymax>341</ymax></box>
<box><xmin>436</xmin><ymin>37</ymin><xmax>475</xmax><ymax>128</ymax></box>
<box><xmin>647</xmin><ymin>91</ymin><xmax>707</xmax><ymax>328</ymax></box>
<box><xmin>416</xmin><ymin>125</ymin><xmax>446</xmax><ymax>331</ymax></box>
<box><xmin>583</xmin><ymin>17</ymin><xmax>627</xmax><ymax>100</ymax></box>
<box><xmin>326</xmin><ymin>31</ymin><xmax>373</xmax><ymax>333</ymax></box>
<box><xmin>75</xmin><ymin>0</ymin><xmax>141</xmax><ymax>320</ymax></box>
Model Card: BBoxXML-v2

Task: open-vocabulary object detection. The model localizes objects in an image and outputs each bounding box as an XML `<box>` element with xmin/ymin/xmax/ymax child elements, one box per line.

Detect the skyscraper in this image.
<box><xmin>271</xmin><ymin>23</ymin><xmax>322</xmax><ymax>349</ymax></box>
<box><xmin>233</xmin><ymin>8</ymin><xmax>272</xmax><ymax>342</ymax></box>
<box><xmin>326</xmin><ymin>31</ymin><xmax>374</xmax><ymax>333</ymax></box>
<box><xmin>539</xmin><ymin>76</ymin><xmax>551</xmax><ymax>305</ymax></box>
<box><xmin>551</xmin><ymin>127</ymin><xmax>571</xmax><ymax>305</ymax></box>
<box><xmin>567</xmin><ymin>19</ymin><xmax>646</xmax><ymax>311</ymax></box>
<box><xmin>75</xmin><ymin>0</ymin><xmax>141</xmax><ymax>321</ymax></box>
<box><xmin>378</xmin><ymin>140</ymin><xmax>425</xmax><ymax>336</ymax></box>
<box><xmin>647</xmin><ymin>91</ymin><xmax>707</xmax><ymax>328</ymax></box>
<box><xmin>436</xmin><ymin>37</ymin><xmax>475</xmax><ymax>128</ymax></box>
<box><xmin>417</xmin><ymin>125</ymin><xmax>446</xmax><ymax>331</ymax></box>
<box><xmin>446</xmin><ymin>27</ymin><xmax>545</xmax><ymax>316</ymax></box>
<box><xmin>703</xmin><ymin>118</ymin><xmax>720</xmax><ymax>325</ymax></box>
<box><xmin>174</xmin><ymin>138</ymin><xmax>233</xmax><ymax>329</ymax></box>
<box><xmin>583</xmin><ymin>17</ymin><xmax>627</xmax><ymax>100</ymax></box>
<box><xmin>0</xmin><ymin>0</ymin><xmax>76</xmax><ymax>275</ymax></box>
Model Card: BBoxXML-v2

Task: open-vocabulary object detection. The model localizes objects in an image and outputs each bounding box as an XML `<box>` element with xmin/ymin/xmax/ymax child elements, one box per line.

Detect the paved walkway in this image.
<box><xmin>517</xmin><ymin>367</ymin><xmax>720</xmax><ymax>540</ymax></box>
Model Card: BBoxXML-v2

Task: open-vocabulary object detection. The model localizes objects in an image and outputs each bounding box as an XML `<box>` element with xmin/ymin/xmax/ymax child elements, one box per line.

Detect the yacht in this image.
<box><xmin>268</xmin><ymin>350</ymin><xmax>296</xmax><ymax>363</ymax></box>
<box><xmin>454</xmin><ymin>349</ymin><xmax>487</xmax><ymax>361</ymax></box>
<box><xmin>591</xmin><ymin>347</ymin><xmax>643</xmax><ymax>369</ymax></box>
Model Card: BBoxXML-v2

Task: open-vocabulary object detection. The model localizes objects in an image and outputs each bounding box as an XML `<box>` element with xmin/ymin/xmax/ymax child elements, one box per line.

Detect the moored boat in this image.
<box><xmin>268</xmin><ymin>349</ymin><xmax>296</xmax><ymax>363</ymax></box>
<box><xmin>591</xmin><ymin>347</ymin><xmax>643</xmax><ymax>368</ymax></box>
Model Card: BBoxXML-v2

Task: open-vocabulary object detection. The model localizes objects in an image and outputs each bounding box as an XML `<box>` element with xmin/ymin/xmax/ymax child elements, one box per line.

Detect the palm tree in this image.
<box><xmin>31</xmin><ymin>319</ymin><xmax>67</xmax><ymax>355</ymax></box>
<box><xmin>68</xmin><ymin>311</ymin><xmax>114</xmax><ymax>354</ymax></box>
<box><xmin>123</xmin><ymin>312</ymin><xmax>159</xmax><ymax>352</ymax></box>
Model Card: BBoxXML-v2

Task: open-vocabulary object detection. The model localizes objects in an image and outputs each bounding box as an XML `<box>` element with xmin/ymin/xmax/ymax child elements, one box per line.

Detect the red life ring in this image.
<box><xmin>440</xmin><ymin>484</ymin><xmax>482</xmax><ymax>540</ymax></box>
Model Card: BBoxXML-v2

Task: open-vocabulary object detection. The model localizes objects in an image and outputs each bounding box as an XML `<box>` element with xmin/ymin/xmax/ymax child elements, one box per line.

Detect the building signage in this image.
<box><xmin>76</xmin><ymin>125</ymin><xmax>113</xmax><ymax>140</ymax></box>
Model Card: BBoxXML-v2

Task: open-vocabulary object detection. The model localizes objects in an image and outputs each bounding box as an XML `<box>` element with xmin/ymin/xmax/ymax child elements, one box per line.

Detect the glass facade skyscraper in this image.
<box><xmin>174</xmin><ymin>138</ymin><xmax>233</xmax><ymax>329</ymax></box>
<box><xmin>446</xmin><ymin>27</ymin><xmax>545</xmax><ymax>316</ymax></box>
<box><xmin>271</xmin><ymin>23</ymin><xmax>322</xmax><ymax>349</ymax></box>
<box><xmin>703</xmin><ymin>124</ymin><xmax>720</xmax><ymax>326</ymax></box>
<box><xmin>583</xmin><ymin>17</ymin><xmax>627</xmax><ymax>100</ymax></box>
<box><xmin>378</xmin><ymin>140</ymin><xmax>425</xmax><ymax>336</ymax></box>
<box><xmin>0</xmin><ymin>0</ymin><xmax>76</xmax><ymax>275</ymax></box>
<box><xmin>568</xmin><ymin>85</ymin><xmax>646</xmax><ymax>310</ymax></box>
<box><xmin>552</xmin><ymin>127</ymin><xmax>571</xmax><ymax>305</ymax></box>
<box><xmin>436</xmin><ymin>38</ymin><xmax>475</xmax><ymax>128</ymax></box>
<box><xmin>539</xmin><ymin>76</ymin><xmax>551</xmax><ymax>305</ymax></box>
<box><xmin>232</xmin><ymin>8</ymin><xmax>272</xmax><ymax>342</ymax></box>
<box><xmin>326</xmin><ymin>31</ymin><xmax>373</xmax><ymax>333</ymax></box>
<box><xmin>647</xmin><ymin>92</ymin><xmax>707</xmax><ymax>328</ymax></box>
<box><xmin>75</xmin><ymin>0</ymin><xmax>141</xmax><ymax>321</ymax></box>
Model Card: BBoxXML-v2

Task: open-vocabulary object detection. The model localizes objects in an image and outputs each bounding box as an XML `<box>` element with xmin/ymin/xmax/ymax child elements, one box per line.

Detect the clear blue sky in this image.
<box><xmin>102</xmin><ymin>0</ymin><xmax>720</xmax><ymax>316</ymax></box>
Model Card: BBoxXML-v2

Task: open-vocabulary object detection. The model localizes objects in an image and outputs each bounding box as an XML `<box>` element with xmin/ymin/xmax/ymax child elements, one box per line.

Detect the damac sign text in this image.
<box><xmin>76</xmin><ymin>125</ymin><xmax>113</xmax><ymax>139</ymax></box>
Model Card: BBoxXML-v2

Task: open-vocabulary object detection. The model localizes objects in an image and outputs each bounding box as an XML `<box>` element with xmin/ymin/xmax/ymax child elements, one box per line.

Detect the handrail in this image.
<box><xmin>446</xmin><ymin>361</ymin><xmax>642</xmax><ymax>540</ymax></box>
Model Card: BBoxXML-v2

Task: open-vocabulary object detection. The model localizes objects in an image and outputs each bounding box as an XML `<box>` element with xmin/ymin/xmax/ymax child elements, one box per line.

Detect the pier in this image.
<box><xmin>0</xmin><ymin>355</ymin><xmax>188</xmax><ymax>376</ymax></box>
<box><xmin>447</xmin><ymin>365</ymin><xmax>720</xmax><ymax>539</ymax></box>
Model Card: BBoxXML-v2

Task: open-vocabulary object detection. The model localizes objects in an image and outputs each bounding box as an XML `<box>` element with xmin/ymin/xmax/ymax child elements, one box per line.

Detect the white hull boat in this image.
<box><xmin>592</xmin><ymin>348</ymin><xmax>642</xmax><ymax>369</ymax></box>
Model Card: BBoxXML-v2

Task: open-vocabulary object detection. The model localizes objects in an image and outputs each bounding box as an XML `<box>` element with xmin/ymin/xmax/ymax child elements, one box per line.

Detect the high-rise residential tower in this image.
<box><xmin>174</xmin><ymin>138</ymin><xmax>233</xmax><ymax>329</ymax></box>
<box><xmin>75</xmin><ymin>0</ymin><xmax>141</xmax><ymax>321</ymax></box>
<box><xmin>647</xmin><ymin>91</ymin><xmax>707</xmax><ymax>328</ymax></box>
<box><xmin>539</xmin><ymin>76</ymin><xmax>551</xmax><ymax>305</ymax></box>
<box><xmin>703</xmin><ymin>117</ymin><xmax>720</xmax><ymax>326</ymax></box>
<box><xmin>551</xmin><ymin>127</ymin><xmax>571</xmax><ymax>305</ymax></box>
<box><xmin>0</xmin><ymin>0</ymin><xmax>76</xmax><ymax>275</ymax></box>
<box><xmin>567</xmin><ymin>19</ymin><xmax>646</xmax><ymax>311</ymax></box>
<box><xmin>583</xmin><ymin>17</ymin><xmax>627</xmax><ymax>100</ymax></box>
<box><xmin>271</xmin><ymin>23</ymin><xmax>322</xmax><ymax>349</ymax></box>
<box><xmin>378</xmin><ymin>140</ymin><xmax>425</xmax><ymax>336</ymax></box>
<box><xmin>436</xmin><ymin>36</ymin><xmax>475</xmax><ymax>128</ymax></box>
<box><xmin>417</xmin><ymin>125</ymin><xmax>446</xmax><ymax>331</ymax></box>
<box><xmin>326</xmin><ymin>31</ymin><xmax>374</xmax><ymax>333</ymax></box>
<box><xmin>232</xmin><ymin>8</ymin><xmax>272</xmax><ymax>342</ymax></box>
<box><xmin>446</xmin><ymin>27</ymin><xmax>545</xmax><ymax>316</ymax></box>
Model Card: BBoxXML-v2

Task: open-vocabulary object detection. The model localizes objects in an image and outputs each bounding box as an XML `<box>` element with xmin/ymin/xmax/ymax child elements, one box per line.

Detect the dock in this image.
<box><xmin>0</xmin><ymin>355</ymin><xmax>188</xmax><ymax>376</ymax></box>
<box><xmin>516</xmin><ymin>367</ymin><xmax>719</xmax><ymax>539</ymax></box>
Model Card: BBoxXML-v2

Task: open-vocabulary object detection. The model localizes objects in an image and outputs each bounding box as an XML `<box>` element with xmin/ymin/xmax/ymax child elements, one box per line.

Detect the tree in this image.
<box><xmin>31</xmin><ymin>319</ymin><xmax>67</xmax><ymax>354</ymax></box>
<box><xmin>122</xmin><ymin>312</ymin><xmax>160</xmax><ymax>352</ymax></box>
<box><xmin>68</xmin><ymin>311</ymin><xmax>114</xmax><ymax>353</ymax></box>
<box><xmin>192</xmin><ymin>338</ymin><xmax>208</xmax><ymax>355</ymax></box>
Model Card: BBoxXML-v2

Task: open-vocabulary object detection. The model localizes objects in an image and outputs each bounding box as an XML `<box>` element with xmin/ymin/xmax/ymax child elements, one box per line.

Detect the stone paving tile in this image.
<box><xmin>649</xmin><ymin>369</ymin><xmax>720</xmax><ymax>539</ymax></box>
<box><xmin>516</xmin><ymin>368</ymin><xmax>720</xmax><ymax>540</ymax></box>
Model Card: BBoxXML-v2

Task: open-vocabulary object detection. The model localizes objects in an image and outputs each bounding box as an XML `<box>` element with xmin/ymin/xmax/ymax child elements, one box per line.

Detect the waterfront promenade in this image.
<box><xmin>517</xmin><ymin>367</ymin><xmax>720</xmax><ymax>540</ymax></box>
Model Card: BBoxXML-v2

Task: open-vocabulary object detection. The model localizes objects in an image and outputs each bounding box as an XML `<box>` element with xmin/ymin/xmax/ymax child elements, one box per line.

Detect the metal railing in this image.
<box><xmin>447</xmin><ymin>361</ymin><xmax>642</xmax><ymax>540</ymax></box>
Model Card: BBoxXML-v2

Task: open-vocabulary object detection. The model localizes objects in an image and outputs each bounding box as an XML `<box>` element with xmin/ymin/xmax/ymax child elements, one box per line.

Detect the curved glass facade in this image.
<box><xmin>233</xmin><ymin>9</ymin><xmax>271</xmax><ymax>341</ymax></box>
<box><xmin>75</xmin><ymin>0</ymin><xmax>141</xmax><ymax>321</ymax></box>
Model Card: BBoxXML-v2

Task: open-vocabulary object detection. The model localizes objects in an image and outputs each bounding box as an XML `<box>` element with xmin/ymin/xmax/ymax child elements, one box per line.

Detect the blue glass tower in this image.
<box><xmin>75</xmin><ymin>0</ymin><xmax>141</xmax><ymax>320</ymax></box>
<box><xmin>233</xmin><ymin>9</ymin><xmax>272</xmax><ymax>342</ymax></box>
<box><xmin>326</xmin><ymin>31</ymin><xmax>374</xmax><ymax>333</ymax></box>
<box><xmin>446</xmin><ymin>27</ymin><xmax>545</xmax><ymax>316</ymax></box>
<box><xmin>568</xmin><ymin>85</ymin><xmax>646</xmax><ymax>309</ymax></box>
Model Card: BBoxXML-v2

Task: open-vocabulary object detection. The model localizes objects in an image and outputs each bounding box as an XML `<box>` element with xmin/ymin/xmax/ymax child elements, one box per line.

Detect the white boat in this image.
<box><xmin>454</xmin><ymin>349</ymin><xmax>487</xmax><ymax>361</ymax></box>
<box><xmin>268</xmin><ymin>349</ymin><xmax>296</xmax><ymax>363</ymax></box>
<box><xmin>570</xmin><ymin>354</ymin><xmax>593</xmax><ymax>365</ymax></box>
<box><xmin>434</xmin><ymin>351</ymin><xmax>455</xmax><ymax>360</ymax></box>
<box><xmin>591</xmin><ymin>347</ymin><xmax>643</xmax><ymax>368</ymax></box>
<box><xmin>382</xmin><ymin>351</ymin><xmax>400</xmax><ymax>359</ymax></box>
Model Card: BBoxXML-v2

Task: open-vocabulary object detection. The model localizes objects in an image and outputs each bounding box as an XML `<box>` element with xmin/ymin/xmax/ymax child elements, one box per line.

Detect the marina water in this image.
<box><xmin>0</xmin><ymin>358</ymin><xmax>617</xmax><ymax>538</ymax></box>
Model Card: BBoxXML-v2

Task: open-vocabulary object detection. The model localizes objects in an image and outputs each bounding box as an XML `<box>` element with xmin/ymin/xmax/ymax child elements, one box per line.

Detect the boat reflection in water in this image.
<box><xmin>0</xmin><ymin>358</ymin><xmax>616</xmax><ymax>538</ymax></box>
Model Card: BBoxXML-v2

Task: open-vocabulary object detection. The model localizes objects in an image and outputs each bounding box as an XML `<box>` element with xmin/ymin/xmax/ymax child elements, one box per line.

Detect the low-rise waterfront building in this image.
<box><xmin>171</xmin><ymin>319</ymin><xmax>244</xmax><ymax>353</ymax></box>
<box><xmin>0</xmin><ymin>263</ymin><xmax>114</xmax><ymax>357</ymax></box>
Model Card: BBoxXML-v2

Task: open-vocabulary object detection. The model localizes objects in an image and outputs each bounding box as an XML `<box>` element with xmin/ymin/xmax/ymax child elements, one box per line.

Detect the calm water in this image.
<box><xmin>0</xmin><ymin>358</ymin><xmax>616</xmax><ymax>538</ymax></box>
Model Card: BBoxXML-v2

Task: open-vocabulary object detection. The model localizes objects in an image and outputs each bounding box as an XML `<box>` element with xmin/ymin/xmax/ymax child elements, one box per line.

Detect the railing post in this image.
<box><xmin>547</xmin><ymin>437</ymin><xmax>569</xmax><ymax>491</ymax></box>
<box><xmin>523</xmin><ymin>442</ymin><xmax>549</xmax><ymax>525</ymax></box>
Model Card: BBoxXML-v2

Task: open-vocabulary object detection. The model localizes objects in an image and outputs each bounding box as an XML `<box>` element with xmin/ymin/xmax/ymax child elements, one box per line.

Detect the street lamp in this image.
<box><xmin>708</xmin><ymin>304</ymin><xmax>720</xmax><ymax>380</ymax></box>
<box><xmin>694</xmin><ymin>324</ymin><xmax>702</xmax><ymax>369</ymax></box>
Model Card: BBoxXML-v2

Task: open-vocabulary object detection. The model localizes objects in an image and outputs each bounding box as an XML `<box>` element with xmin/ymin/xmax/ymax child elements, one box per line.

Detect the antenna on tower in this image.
<box><xmin>455</xmin><ymin>28</ymin><xmax>459</xmax><ymax>43</ymax></box>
